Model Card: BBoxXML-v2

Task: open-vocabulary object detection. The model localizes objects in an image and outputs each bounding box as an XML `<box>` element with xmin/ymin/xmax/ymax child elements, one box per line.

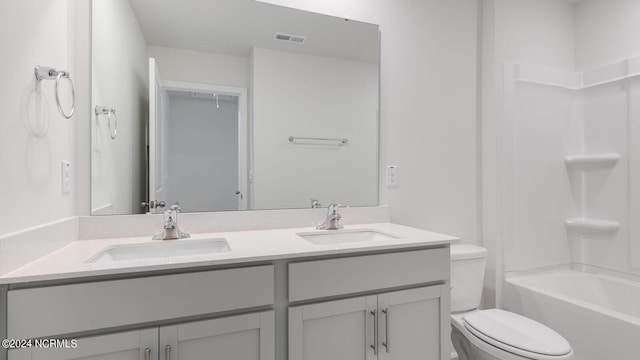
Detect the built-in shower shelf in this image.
<box><xmin>564</xmin><ymin>154</ymin><xmax>620</xmax><ymax>168</ymax></box>
<box><xmin>512</xmin><ymin>56</ymin><xmax>640</xmax><ymax>90</ymax></box>
<box><xmin>565</xmin><ymin>218</ymin><xmax>620</xmax><ymax>233</ymax></box>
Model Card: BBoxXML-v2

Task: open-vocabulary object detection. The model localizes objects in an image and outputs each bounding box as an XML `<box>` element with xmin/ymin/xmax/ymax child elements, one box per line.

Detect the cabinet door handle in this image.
<box><xmin>370</xmin><ymin>310</ymin><xmax>378</xmax><ymax>355</ymax></box>
<box><xmin>165</xmin><ymin>344</ymin><xmax>171</xmax><ymax>360</ymax></box>
<box><xmin>144</xmin><ymin>347</ymin><xmax>151</xmax><ymax>360</ymax></box>
<box><xmin>382</xmin><ymin>308</ymin><xmax>390</xmax><ymax>353</ymax></box>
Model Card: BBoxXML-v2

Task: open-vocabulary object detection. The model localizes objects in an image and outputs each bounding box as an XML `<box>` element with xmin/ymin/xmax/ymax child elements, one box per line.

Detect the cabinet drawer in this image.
<box><xmin>8</xmin><ymin>265</ymin><xmax>274</xmax><ymax>339</ymax></box>
<box><xmin>288</xmin><ymin>248</ymin><xmax>448</xmax><ymax>302</ymax></box>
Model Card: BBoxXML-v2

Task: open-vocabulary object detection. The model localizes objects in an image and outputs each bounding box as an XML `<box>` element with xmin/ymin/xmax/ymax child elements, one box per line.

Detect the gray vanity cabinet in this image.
<box><xmin>376</xmin><ymin>287</ymin><xmax>447</xmax><ymax>360</ymax></box>
<box><xmin>8</xmin><ymin>328</ymin><xmax>157</xmax><ymax>360</ymax></box>
<box><xmin>5</xmin><ymin>265</ymin><xmax>275</xmax><ymax>360</ymax></box>
<box><xmin>289</xmin><ymin>295</ymin><xmax>377</xmax><ymax>360</ymax></box>
<box><xmin>288</xmin><ymin>286</ymin><xmax>448</xmax><ymax>360</ymax></box>
<box><xmin>7</xmin><ymin>266</ymin><xmax>274</xmax><ymax>339</ymax></box>
<box><xmin>159</xmin><ymin>311</ymin><xmax>275</xmax><ymax>360</ymax></box>
<box><xmin>287</xmin><ymin>248</ymin><xmax>451</xmax><ymax>360</ymax></box>
<box><xmin>8</xmin><ymin>311</ymin><xmax>275</xmax><ymax>360</ymax></box>
<box><xmin>2</xmin><ymin>247</ymin><xmax>450</xmax><ymax>360</ymax></box>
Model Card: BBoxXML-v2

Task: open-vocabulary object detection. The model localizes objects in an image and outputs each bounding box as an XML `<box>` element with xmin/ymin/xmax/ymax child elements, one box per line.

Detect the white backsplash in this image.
<box><xmin>78</xmin><ymin>206</ymin><xmax>391</xmax><ymax>240</ymax></box>
<box><xmin>0</xmin><ymin>217</ymin><xmax>78</xmax><ymax>276</ymax></box>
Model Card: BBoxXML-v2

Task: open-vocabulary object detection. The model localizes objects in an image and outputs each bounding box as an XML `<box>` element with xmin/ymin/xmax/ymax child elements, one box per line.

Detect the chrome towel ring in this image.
<box><xmin>95</xmin><ymin>106</ymin><xmax>118</xmax><ymax>139</ymax></box>
<box><xmin>34</xmin><ymin>65</ymin><xmax>75</xmax><ymax>119</ymax></box>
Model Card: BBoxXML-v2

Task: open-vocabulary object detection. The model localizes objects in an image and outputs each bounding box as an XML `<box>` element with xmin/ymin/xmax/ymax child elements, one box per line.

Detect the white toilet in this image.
<box><xmin>450</xmin><ymin>244</ymin><xmax>574</xmax><ymax>360</ymax></box>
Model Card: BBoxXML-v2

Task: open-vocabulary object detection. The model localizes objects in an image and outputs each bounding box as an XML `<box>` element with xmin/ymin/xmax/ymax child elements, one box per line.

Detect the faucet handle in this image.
<box><xmin>327</xmin><ymin>203</ymin><xmax>343</xmax><ymax>213</ymax></box>
<box><xmin>169</xmin><ymin>202</ymin><xmax>182</xmax><ymax>211</ymax></box>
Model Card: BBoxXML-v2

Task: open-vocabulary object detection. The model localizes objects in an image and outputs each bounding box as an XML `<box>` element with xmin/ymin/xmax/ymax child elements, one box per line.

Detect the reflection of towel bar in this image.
<box><xmin>95</xmin><ymin>106</ymin><xmax>118</xmax><ymax>139</ymax></box>
<box><xmin>288</xmin><ymin>136</ymin><xmax>348</xmax><ymax>144</ymax></box>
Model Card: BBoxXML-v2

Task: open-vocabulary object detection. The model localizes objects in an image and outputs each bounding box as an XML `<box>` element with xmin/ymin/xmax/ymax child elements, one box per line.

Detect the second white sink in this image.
<box><xmin>88</xmin><ymin>238</ymin><xmax>230</xmax><ymax>263</ymax></box>
<box><xmin>297</xmin><ymin>229</ymin><xmax>398</xmax><ymax>245</ymax></box>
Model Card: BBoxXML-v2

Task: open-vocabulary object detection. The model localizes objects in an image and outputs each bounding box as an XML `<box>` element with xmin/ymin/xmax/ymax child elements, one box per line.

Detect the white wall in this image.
<box><xmin>167</xmin><ymin>94</ymin><xmax>239</xmax><ymax>212</ymax></box>
<box><xmin>575</xmin><ymin>0</ymin><xmax>640</xmax><ymax>71</ymax></box>
<box><xmin>147</xmin><ymin>45</ymin><xmax>249</xmax><ymax>89</ymax></box>
<box><xmin>258</xmin><ymin>0</ymin><xmax>479</xmax><ymax>242</ymax></box>
<box><xmin>482</xmin><ymin>0</ymin><xmax>576</xmax><ymax>307</ymax></box>
<box><xmin>91</xmin><ymin>0</ymin><xmax>148</xmax><ymax>215</ymax></box>
<box><xmin>493</xmin><ymin>0</ymin><xmax>575</xmax><ymax>71</ymax></box>
<box><xmin>252</xmin><ymin>47</ymin><xmax>378</xmax><ymax>209</ymax></box>
<box><xmin>0</xmin><ymin>0</ymin><xmax>87</xmax><ymax>235</ymax></box>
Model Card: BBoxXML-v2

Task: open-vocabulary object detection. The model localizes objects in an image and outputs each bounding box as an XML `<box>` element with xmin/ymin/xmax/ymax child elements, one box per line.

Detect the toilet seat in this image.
<box><xmin>463</xmin><ymin>309</ymin><xmax>572</xmax><ymax>359</ymax></box>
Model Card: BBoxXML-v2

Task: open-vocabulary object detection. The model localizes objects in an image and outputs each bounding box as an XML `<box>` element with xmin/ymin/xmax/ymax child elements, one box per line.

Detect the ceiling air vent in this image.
<box><xmin>274</xmin><ymin>32</ymin><xmax>306</xmax><ymax>44</ymax></box>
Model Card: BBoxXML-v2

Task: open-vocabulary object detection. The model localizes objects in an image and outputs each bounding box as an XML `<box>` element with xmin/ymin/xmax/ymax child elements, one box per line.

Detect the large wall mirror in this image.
<box><xmin>91</xmin><ymin>0</ymin><xmax>380</xmax><ymax>215</ymax></box>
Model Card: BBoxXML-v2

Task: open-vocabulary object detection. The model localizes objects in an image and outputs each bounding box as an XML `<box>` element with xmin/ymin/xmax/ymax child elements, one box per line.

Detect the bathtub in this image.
<box><xmin>503</xmin><ymin>268</ymin><xmax>640</xmax><ymax>360</ymax></box>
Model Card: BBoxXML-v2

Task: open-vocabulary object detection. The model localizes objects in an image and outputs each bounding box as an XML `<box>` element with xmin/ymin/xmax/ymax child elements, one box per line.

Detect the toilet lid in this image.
<box><xmin>463</xmin><ymin>309</ymin><xmax>571</xmax><ymax>357</ymax></box>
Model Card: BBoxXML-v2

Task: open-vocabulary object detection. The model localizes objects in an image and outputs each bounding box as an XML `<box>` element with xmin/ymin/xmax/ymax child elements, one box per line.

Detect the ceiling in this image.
<box><xmin>128</xmin><ymin>0</ymin><xmax>380</xmax><ymax>63</ymax></box>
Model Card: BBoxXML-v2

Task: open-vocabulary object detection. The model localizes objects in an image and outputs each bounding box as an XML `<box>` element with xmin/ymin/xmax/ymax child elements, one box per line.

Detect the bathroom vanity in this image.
<box><xmin>0</xmin><ymin>222</ymin><xmax>455</xmax><ymax>360</ymax></box>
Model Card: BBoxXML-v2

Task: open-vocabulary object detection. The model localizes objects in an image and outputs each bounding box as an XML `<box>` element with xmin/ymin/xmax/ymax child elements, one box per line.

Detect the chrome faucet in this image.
<box><xmin>316</xmin><ymin>203</ymin><xmax>344</xmax><ymax>230</ymax></box>
<box><xmin>153</xmin><ymin>203</ymin><xmax>190</xmax><ymax>240</ymax></box>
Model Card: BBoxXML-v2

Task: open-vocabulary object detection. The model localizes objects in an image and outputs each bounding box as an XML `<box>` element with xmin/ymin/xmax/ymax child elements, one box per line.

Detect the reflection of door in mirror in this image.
<box><xmin>149</xmin><ymin>58</ymin><xmax>248</xmax><ymax>213</ymax></box>
<box><xmin>148</xmin><ymin>57</ymin><xmax>167</xmax><ymax>214</ymax></box>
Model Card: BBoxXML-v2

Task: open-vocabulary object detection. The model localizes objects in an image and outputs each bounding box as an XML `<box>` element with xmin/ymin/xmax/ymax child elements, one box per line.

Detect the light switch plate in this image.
<box><xmin>61</xmin><ymin>161</ymin><xmax>71</xmax><ymax>194</ymax></box>
<box><xmin>386</xmin><ymin>165</ymin><xmax>399</xmax><ymax>187</ymax></box>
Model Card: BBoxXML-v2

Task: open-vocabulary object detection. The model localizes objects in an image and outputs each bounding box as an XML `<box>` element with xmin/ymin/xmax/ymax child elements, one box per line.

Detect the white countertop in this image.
<box><xmin>0</xmin><ymin>223</ymin><xmax>457</xmax><ymax>285</ymax></box>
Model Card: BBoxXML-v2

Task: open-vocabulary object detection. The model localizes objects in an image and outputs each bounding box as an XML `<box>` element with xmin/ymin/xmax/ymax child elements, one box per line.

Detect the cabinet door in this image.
<box><xmin>160</xmin><ymin>311</ymin><xmax>274</xmax><ymax>360</ymax></box>
<box><xmin>289</xmin><ymin>295</ymin><xmax>377</xmax><ymax>360</ymax></box>
<box><xmin>377</xmin><ymin>286</ymin><xmax>449</xmax><ymax>360</ymax></box>
<box><xmin>8</xmin><ymin>328</ymin><xmax>157</xmax><ymax>360</ymax></box>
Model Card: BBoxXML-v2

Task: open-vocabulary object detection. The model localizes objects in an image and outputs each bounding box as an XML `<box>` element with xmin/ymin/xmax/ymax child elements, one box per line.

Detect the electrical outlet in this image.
<box><xmin>61</xmin><ymin>161</ymin><xmax>71</xmax><ymax>194</ymax></box>
<box><xmin>386</xmin><ymin>165</ymin><xmax>399</xmax><ymax>187</ymax></box>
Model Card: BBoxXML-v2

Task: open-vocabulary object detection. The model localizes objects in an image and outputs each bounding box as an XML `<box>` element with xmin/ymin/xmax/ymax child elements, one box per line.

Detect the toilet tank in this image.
<box><xmin>450</xmin><ymin>244</ymin><xmax>487</xmax><ymax>312</ymax></box>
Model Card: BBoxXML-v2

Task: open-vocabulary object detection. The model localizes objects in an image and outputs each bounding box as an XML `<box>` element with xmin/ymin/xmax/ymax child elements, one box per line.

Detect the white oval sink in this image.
<box><xmin>297</xmin><ymin>229</ymin><xmax>398</xmax><ymax>245</ymax></box>
<box><xmin>87</xmin><ymin>238</ymin><xmax>230</xmax><ymax>263</ymax></box>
